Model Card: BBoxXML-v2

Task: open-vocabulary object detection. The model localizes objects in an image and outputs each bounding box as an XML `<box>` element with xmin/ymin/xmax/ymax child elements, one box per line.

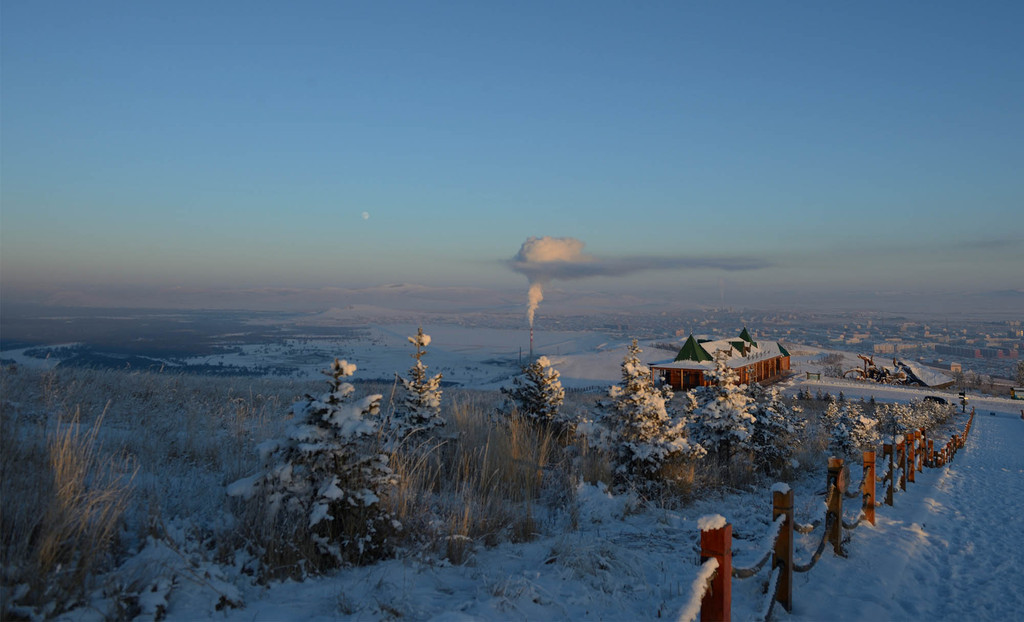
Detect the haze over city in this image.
<box><xmin>2</xmin><ymin>1</ymin><xmax>1022</xmax><ymax>315</ymax></box>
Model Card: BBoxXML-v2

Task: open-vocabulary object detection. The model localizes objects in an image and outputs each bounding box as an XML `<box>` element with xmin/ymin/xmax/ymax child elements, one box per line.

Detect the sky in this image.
<box><xmin>2</xmin><ymin>1</ymin><xmax>1022</xmax><ymax>313</ymax></box>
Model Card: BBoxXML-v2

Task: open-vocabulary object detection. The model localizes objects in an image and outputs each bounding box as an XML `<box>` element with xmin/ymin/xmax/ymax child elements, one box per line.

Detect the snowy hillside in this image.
<box><xmin>2</xmin><ymin>328</ymin><xmax>1020</xmax><ymax>621</ymax></box>
<box><xmin>143</xmin><ymin>392</ymin><xmax>1023</xmax><ymax>621</ymax></box>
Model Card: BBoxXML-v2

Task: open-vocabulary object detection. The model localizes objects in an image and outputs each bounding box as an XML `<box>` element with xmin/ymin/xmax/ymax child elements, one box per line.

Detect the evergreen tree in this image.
<box><xmin>501</xmin><ymin>355</ymin><xmax>566</xmax><ymax>428</ymax></box>
<box><xmin>227</xmin><ymin>359</ymin><xmax>399</xmax><ymax>573</ymax></box>
<box><xmin>394</xmin><ymin>327</ymin><xmax>444</xmax><ymax>435</ymax></box>
<box><xmin>747</xmin><ymin>383</ymin><xmax>805</xmax><ymax>474</ymax></box>
<box><xmin>827</xmin><ymin>400</ymin><xmax>879</xmax><ymax>460</ymax></box>
<box><xmin>688</xmin><ymin>354</ymin><xmax>756</xmax><ymax>463</ymax></box>
<box><xmin>580</xmin><ymin>339</ymin><xmax>703</xmax><ymax>491</ymax></box>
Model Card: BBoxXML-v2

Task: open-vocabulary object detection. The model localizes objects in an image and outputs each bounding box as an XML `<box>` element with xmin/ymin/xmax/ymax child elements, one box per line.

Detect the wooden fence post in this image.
<box><xmin>827</xmin><ymin>457</ymin><xmax>844</xmax><ymax>555</ymax></box>
<box><xmin>898</xmin><ymin>439</ymin><xmax>907</xmax><ymax>491</ymax></box>
<box><xmin>927</xmin><ymin>439</ymin><xmax>934</xmax><ymax>468</ymax></box>
<box><xmin>918</xmin><ymin>429</ymin><xmax>925</xmax><ymax>472</ymax></box>
<box><xmin>700</xmin><ymin>519</ymin><xmax>732</xmax><ymax>622</ymax></box>
<box><xmin>906</xmin><ymin>432</ymin><xmax>916</xmax><ymax>484</ymax></box>
<box><xmin>862</xmin><ymin>451</ymin><xmax>876</xmax><ymax>526</ymax></box>
<box><xmin>883</xmin><ymin>443</ymin><xmax>894</xmax><ymax>506</ymax></box>
<box><xmin>772</xmin><ymin>486</ymin><xmax>793</xmax><ymax>612</ymax></box>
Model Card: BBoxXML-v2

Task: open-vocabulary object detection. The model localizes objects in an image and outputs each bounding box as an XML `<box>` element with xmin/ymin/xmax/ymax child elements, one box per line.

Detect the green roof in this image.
<box><xmin>675</xmin><ymin>334</ymin><xmax>713</xmax><ymax>362</ymax></box>
<box><xmin>778</xmin><ymin>343</ymin><xmax>791</xmax><ymax>357</ymax></box>
<box><xmin>738</xmin><ymin>327</ymin><xmax>757</xmax><ymax>347</ymax></box>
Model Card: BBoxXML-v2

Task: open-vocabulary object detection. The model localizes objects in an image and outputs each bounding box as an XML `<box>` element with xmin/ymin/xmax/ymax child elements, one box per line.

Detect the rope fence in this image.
<box><xmin>681</xmin><ymin>407</ymin><xmax>976</xmax><ymax>622</ymax></box>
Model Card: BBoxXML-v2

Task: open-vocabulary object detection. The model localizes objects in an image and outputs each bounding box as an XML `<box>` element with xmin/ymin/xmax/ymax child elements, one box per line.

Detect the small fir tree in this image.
<box><xmin>394</xmin><ymin>327</ymin><xmax>444</xmax><ymax>435</ymax></box>
<box><xmin>827</xmin><ymin>401</ymin><xmax>879</xmax><ymax>460</ymax></box>
<box><xmin>580</xmin><ymin>339</ymin><xmax>703</xmax><ymax>492</ymax></box>
<box><xmin>688</xmin><ymin>354</ymin><xmax>756</xmax><ymax>463</ymax></box>
<box><xmin>501</xmin><ymin>355</ymin><xmax>566</xmax><ymax>429</ymax></box>
<box><xmin>747</xmin><ymin>383</ymin><xmax>805</xmax><ymax>474</ymax></box>
<box><xmin>227</xmin><ymin>359</ymin><xmax>399</xmax><ymax>573</ymax></box>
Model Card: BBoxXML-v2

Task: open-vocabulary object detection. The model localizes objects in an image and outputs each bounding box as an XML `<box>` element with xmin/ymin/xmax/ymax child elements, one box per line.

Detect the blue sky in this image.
<box><xmin>2</xmin><ymin>1</ymin><xmax>1022</xmax><ymax>310</ymax></box>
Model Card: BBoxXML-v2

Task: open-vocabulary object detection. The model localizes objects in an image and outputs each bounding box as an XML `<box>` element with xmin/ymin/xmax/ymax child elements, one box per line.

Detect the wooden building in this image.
<box><xmin>650</xmin><ymin>327</ymin><xmax>791</xmax><ymax>390</ymax></box>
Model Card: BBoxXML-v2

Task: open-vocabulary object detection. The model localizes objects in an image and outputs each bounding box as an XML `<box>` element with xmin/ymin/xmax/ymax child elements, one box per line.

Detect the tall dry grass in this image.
<box><xmin>1</xmin><ymin>399</ymin><xmax>136</xmax><ymax>617</ymax></box>
<box><xmin>1</xmin><ymin>365</ymin><xmax>310</xmax><ymax>614</ymax></box>
<box><xmin>384</xmin><ymin>397</ymin><xmax>569</xmax><ymax>563</ymax></box>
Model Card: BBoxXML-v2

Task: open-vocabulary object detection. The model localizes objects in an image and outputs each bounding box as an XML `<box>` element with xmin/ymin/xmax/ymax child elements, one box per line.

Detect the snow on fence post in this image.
<box><xmin>772</xmin><ymin>485</ymin><xmax>794</xmax><ymax>612</ymax></box>
<box><xmin>927</xmin><ymin>439</ymin><xmax>934</xmax><ymax>468</ymax></box>
<box><xmin>906</xmin><ymin>432</ymin><xmax>916</xmax><ymax>484</ymax></box>
<box><xmin>883</xmin><ymin>443</ymin><xmax>894</xmax><ymax>506</ymax></box>
<box><xmin>826</xmin><ymin>457</ymin><xmax>844</xmax><ymax>556</ymax></box>
<box><xmin>699</xmin><ymin>515</ymin><xmax>732</xmax><ymax>622</ymax></box>
<box><xmin>862</xmin><ymin>451</ymin><xmax>876</xmax><ymax>526</ymax></box>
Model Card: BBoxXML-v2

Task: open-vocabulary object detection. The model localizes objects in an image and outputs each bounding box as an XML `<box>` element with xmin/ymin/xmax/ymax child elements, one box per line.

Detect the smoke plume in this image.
<box><xmin>509</xmin><ymin>236</ymin><xmax>769</xmax><ymax>326</ymax></box>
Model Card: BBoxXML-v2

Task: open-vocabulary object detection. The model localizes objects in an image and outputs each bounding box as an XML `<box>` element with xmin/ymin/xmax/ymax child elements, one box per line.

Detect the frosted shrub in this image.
<box><xmin>500</xmin><ymin>356</ymin><xmax>567</xmax><ymax>433</ymax></box>
<box><xmin>875</xmin><ymin>401</ymin><xmax>922</xmax><ymax>438</ymax></box>
<box><xmin>393</xmin><ymin>327</ymin><xmax>444</xmax><ymax>438</ymax></box>
<box><xmin>866</xmin><ymin>401</ymin><xmax>953</xmax><ymax>450</ymax></box>
<box><xmin>914</xmin><ymin>399</ymin><xmax>955</xmax><ymax>428</ymax></box>
<box><xmin>580</xmin><ymin>340</ymin><xmax>703</xmax><ymax>494</ymax></box>
<box><xmin>826</xmin><ymin>400</ymin><xmax>879</xmax><ymax>460</ymax></box>
<box><xmin>228</xmin><ymin>359</ymin><xmax>400</xmax><ymax>574</ymax></box>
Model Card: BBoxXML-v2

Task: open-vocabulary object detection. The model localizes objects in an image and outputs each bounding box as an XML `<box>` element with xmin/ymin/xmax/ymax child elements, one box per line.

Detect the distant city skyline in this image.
<box><xmin>2</xmin><ymin>1</ymin><xmax>1021</xmax><ymax>313</ymax></box>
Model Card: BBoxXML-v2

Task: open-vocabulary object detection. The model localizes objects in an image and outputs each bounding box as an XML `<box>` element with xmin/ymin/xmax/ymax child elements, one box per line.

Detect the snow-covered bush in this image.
<box><xmin>227</xmin><ymin>359</ymin><xmax>399</xmax><ymax>574</ymax></box>
<box><xmin>579</xmin><ymin>340</ymin><xmax>703</xmax><ymax>493</ymax></box>
<box><xmin>500</xmin><ymin>356</ymin><xmax>566</xmax><ymax>431</ymax></box>
<box><xmin>875</xmin><ymin>399</ymin><xmax>955</xmax><ymax>440</ymax></box>
<box><xmin>874</xmin><ymin>401</ymin><xmax>916</xmax><ymax>439</ymax></box>
<box><xmin>687</xmin><ymin>355</ymin><xmax>756</xmax><ymax>464</ymax></box>
<box><xmin>393</xmin><ymin>327</ymin><xmax>444</xmax><ymax>437</ymax></box>
<box><xmin>746</xmin><ymin>384</ymin><xmax>805</xmax><ymax>475</ymax></box>
<box><xmin>825</xmin><ymin>400</ymin><xmax>879</xmax><ymax>460</ymax></box>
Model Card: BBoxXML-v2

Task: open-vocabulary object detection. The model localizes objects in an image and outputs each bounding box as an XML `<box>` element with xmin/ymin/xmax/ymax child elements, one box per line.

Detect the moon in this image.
<box><xmin>361</xmin><ymin>211</ymin><xmax>370</xmax><ymax>220</ymax></box>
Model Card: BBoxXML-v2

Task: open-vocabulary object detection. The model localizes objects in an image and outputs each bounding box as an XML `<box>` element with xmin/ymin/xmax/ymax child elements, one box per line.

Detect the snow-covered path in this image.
<box><xmin>776</xmin><ymin>407</ymin><xmax>1024</xmax><ymax>621</ymax></box>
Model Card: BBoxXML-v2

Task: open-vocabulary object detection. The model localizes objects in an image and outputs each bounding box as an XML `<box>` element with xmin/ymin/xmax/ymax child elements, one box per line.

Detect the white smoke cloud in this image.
<box><xmin>510</xmin><ymin>236</ymin><xmax>770</xmax><ymax>326</ymax></box>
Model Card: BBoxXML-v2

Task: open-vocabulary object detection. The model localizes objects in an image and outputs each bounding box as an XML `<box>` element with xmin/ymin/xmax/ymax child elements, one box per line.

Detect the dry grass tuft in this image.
<box><xmin>2</xmin><ymin>400</ymin><xmax>137</xmax><ymax>617</ymax></box>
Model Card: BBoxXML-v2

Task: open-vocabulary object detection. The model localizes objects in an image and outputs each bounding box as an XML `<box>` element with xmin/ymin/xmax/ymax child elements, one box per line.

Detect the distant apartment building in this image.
<box><xmin>935</xmin><ymin>344</ymin><xmax>1019</xmax><ymax>359</ymax></box>
<box><xmin>874</xmin><ymin>342</ymin><xmax>919</xmax><ymax>354</ymax></box>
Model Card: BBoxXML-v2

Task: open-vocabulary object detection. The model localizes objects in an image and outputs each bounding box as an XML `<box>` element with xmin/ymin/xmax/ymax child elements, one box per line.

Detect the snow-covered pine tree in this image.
<box><xmin>746</xmin><ymin>383</ymin><xmax>805</xmax><ymax>475</ymax></box>
<box><xmin>227</xmin><ymin>359</ymin><xmax>399</xmax><ymax>574</ymax></box>
<box><xmin>826</xmin><ymin>400</ymin><xmax>879</xmax><ymax>460</ymax></box>
<box><xmin>581</xmin><ymin>339</ymin><xmax>703</xmax><ymax>492</ymax></box>
<box><xmin>688</xmin><ymin>353</ymin><xmax>756</xmax><ymax>464</ymax></box>
<box><xmin>875</xmin><ymin>401</ymin><xmax>915</xmax><ymax>440</ymax></box>
<box><xmin>394</xmin><ymin>327</ymin><xmax>444</xmax><ymax>435</ymax></box>
<box><xmin>500</xmin><ymin>355</ymin><xmax>566</xmax><ymax>429</ymax></box>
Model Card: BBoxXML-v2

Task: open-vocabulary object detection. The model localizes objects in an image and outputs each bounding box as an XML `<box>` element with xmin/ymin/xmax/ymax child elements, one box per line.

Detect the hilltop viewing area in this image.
<box><xmin>3</xmin><ymin>1</ymin><xmax>1022</xmax><ymax>619</ymax></box>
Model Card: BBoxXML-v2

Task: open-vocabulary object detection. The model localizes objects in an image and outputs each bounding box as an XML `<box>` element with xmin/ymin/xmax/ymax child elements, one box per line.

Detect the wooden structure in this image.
<box><xmin>650</xmin><ymin>327</ymin><xmax>791</xmax><ymax>390</ymax></box>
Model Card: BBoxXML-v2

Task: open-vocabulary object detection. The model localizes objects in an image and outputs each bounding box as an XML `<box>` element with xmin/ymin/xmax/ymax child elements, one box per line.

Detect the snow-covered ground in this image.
<box><xmin>7</xmin><ymin>327</ymin><xmax>1021</xmax><ymax>621</ymax></box>
<box><xmin>63</xmin><ymin>386</ymin><xmax>1022</xmax><ymax>621</ymax></box>
<box><xmin>774</xmin><ymin>404</ymin><xmax>1024</xmax><ymax>621</ymax></box>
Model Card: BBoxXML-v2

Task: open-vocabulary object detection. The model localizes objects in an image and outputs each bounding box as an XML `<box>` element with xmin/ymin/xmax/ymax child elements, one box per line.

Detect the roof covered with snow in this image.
<box><xmin>652</xmin><ymin>328</ymin><xmax>789</xmax><ymax>371</ymax></box>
